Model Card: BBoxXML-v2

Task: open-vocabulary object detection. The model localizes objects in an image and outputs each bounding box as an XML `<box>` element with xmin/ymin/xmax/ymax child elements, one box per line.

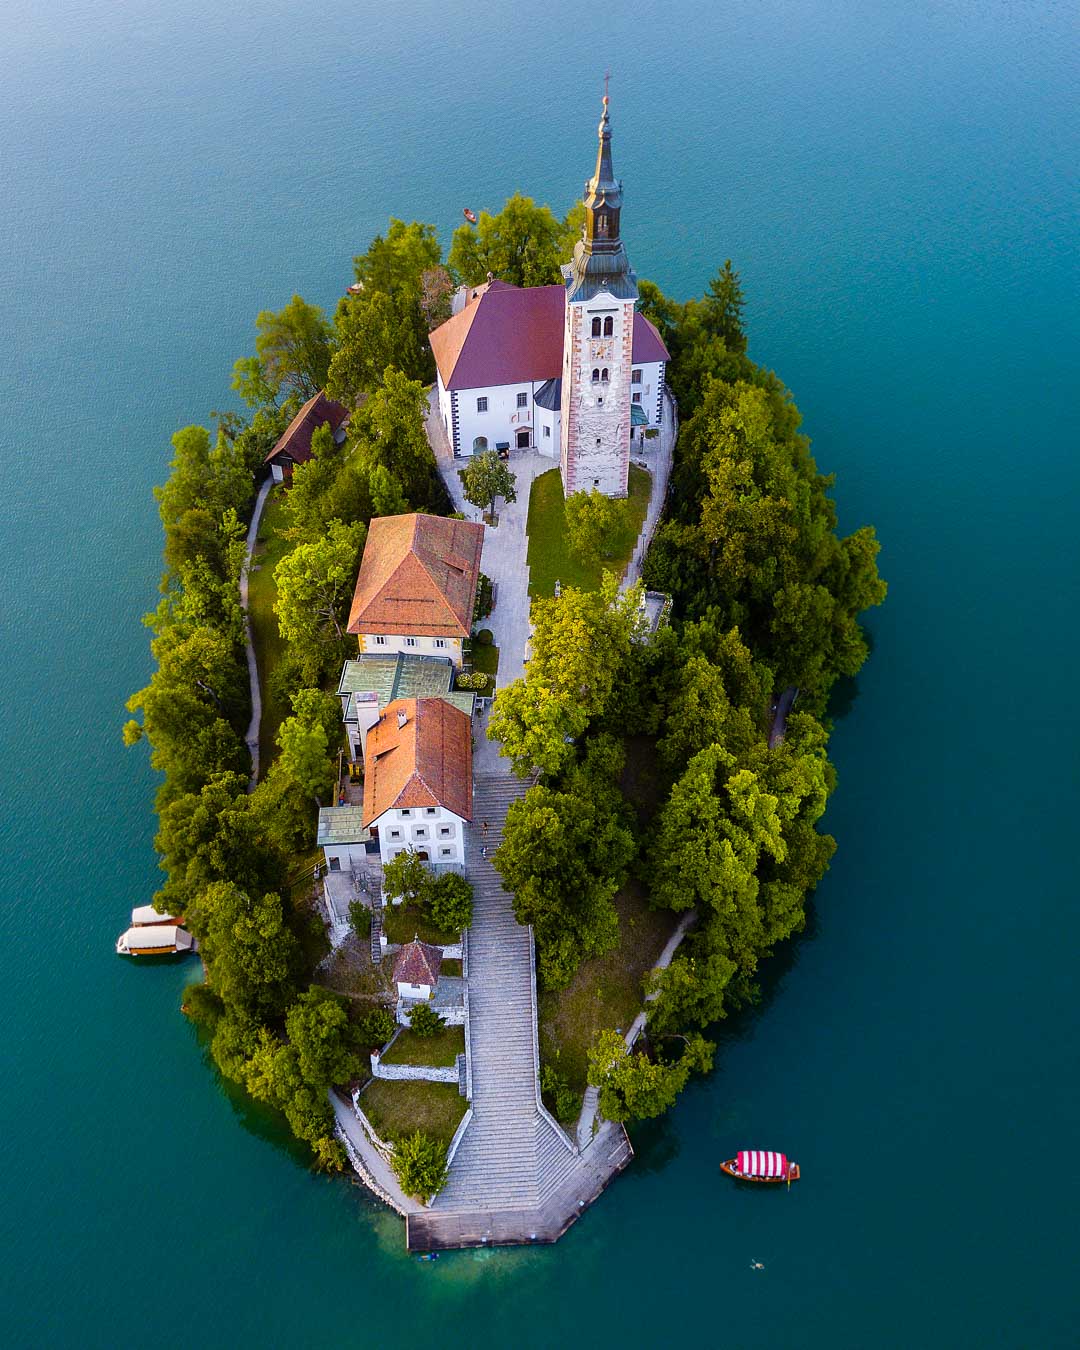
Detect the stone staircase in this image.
<box><xmin>368</xmin><ymin>875</ymin><xmax>384</xmax><ymax>964</ymax></box>
<box><xmin>428</xmin><ymin>773</ymin><xmax>580</xmax><ymax>1218</ymax></box>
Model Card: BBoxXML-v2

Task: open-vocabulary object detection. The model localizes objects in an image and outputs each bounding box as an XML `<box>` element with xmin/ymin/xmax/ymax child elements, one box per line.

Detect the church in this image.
<box><xmin>429</xmin><ymin>99</ymin><xmax>669</xmax><ymax>498</ymax></box>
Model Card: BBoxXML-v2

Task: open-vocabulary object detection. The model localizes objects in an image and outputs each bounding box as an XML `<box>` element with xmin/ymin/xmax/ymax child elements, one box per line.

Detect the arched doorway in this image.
<box><xmin>472</xmin><ymin>436</ymin><xmax>488</xmax><ymax>454</ymax></box>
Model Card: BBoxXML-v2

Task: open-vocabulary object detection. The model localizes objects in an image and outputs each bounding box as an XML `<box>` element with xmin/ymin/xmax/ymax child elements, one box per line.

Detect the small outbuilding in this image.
<box><xmin>264</xmin><ymin>391</ymin><xmax>349</xmax><ymax>483</ymax></box>
<box><xmin>392</xmin><ymin>939</ymin><xmax>443</xmax><ymax>1001</ymax></box>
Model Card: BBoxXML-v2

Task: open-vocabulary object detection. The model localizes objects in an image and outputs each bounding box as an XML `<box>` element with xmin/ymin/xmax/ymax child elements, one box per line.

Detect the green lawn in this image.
<box><xmin>381</xmin><ymin>903</ymin><xmax>459</xmax><ymax>948</ymax></box>
<box><xmin>359</xmin><ymin>1078</ymin><xmax>467</xmax><ymax>1147</ymax></box>
<box><xmin>247</xmin><ymin>488</ymin><xmax>293</xmax><ymax>770</ymax></box>
<box><xmin>441</xmin><ymin>958</ymin><xmax>463</xmax><ymax>978</ymax></box>
<box><xmin>382</xmin><ymin>1024</ymin><xmax>465</xmax><ymax>1068</ymax></box>
<box><xmin>526</xmin><ymin>464</ymin><xmax>651</xmax><ymax>598</ymax></box>
<box><xmin>537</xmin><ymin>879</ymin><xmax>679</xmax><ymax>1099</ymax></box>
<box><xmin>468</xmin><ymin>641</ymin><xmax>500</xmax><ymax>685</ymax></box>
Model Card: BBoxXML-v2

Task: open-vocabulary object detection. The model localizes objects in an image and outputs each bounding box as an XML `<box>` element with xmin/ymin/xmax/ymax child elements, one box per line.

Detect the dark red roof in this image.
<box><xmin>429</xmin><ymin>282</ymin><xmax>670</xmax><ymax>391</ymax></box>
<box><xmin>393</xmin><ymin>939</ymin><xmax>443</xmax><ymax>986</ymax></box>
<box><xmin>264</xmin><ymin>392</ymin><xmax>349</xmax><ymax>466</ymax></box>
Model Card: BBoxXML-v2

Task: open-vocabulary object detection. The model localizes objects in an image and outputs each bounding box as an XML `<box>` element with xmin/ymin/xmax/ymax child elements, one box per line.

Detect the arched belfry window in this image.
<box><xmin>596</xmin><ymin>213</ymin><xmax>609</xmax><ymax>238</ymax></box>
<box><xmin>591</xmin><ymin>369</ymin><xmax>600</xmax><ymax>383</ymax></box>
<box><xmin>591</xmin><ymin>317</ymin><xmax>602</xmax><ymax>337</ymax></box>
<box><xmin>603</xmin><ymin>316</ymin><xmax>614</xmax><ymax>336</ymax></box>
<box><xmin>601</xmin><ymin>368</ymin><xmax>609</xmax><ymax>382</ymax></box>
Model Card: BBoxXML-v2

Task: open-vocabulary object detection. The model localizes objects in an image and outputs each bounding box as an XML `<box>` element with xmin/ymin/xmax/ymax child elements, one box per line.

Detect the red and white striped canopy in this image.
<box><xmin>737</xmin><ymin>1150</ymin><xmax>788</xmax><ymax>1177</ymax></box>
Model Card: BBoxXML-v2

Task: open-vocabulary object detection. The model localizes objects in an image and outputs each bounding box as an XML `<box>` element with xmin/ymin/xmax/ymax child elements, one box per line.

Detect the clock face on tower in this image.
<box><xmin>590</xmin><ymin>340</ymin><xmax>614</xmax><ymax>359</ymax></box>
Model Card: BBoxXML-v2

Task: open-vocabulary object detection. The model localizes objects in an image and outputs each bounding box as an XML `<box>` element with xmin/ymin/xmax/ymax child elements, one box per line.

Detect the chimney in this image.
<box><xmin>397</xmin><ymin>710</ymin><xmax>408</xmax><ymax>730</ymax></box>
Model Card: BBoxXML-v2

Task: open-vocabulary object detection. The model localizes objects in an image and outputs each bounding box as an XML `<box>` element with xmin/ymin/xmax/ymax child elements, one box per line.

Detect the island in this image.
<box><xmin>124</xmin><ymin>97</ymin><xmax>885</xmax><ymax>1249</ymax></box>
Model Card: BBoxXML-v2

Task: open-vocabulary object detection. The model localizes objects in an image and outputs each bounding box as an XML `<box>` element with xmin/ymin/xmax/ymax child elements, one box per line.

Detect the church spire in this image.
<box><xmin>565</xmin><ymin>90</ymin><xmax>636</xmax><ymax>303</ymax></box>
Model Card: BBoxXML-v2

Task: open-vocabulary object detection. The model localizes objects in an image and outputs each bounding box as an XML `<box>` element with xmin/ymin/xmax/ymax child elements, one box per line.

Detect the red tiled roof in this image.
<box><xmin>392</xmin><ymin>939</ymin><xmax>443</xmax><ymax>986</ymax></box>
<box><xmin>429</xmin><ymin>281</ymin><xmax>671</xmax><ymax>391</ymax></box>
<box><xmin>362</xmin><ymin>697</ymin><xmax>473</xmax><ymax>827</ymax></box>
<box><xmin>347</xmin><ymin>513</ymin><xmax>484</xmax><ymax>638</ymax></box>
<box><xmin>264</xmin><ymin>392</ymin><xmax>349</xmax><ymax>466</ymax></box>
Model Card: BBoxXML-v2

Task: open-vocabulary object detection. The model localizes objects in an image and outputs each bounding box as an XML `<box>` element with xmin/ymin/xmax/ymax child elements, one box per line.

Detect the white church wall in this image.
<box><xmin>453</xmin><ymin>379</ymin><xmax>542</xmax><ymax>458</ymax></box>
<box><xmin>561</xmin><ymin>290</ymin><xmax>636</xmax><ymax>497</ymax></box>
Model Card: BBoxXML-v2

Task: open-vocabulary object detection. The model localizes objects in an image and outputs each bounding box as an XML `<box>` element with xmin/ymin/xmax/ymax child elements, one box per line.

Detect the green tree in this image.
<box><xmin>198</xmin><ymin>882</ymin><xmax>299</xmax><ymax>1018</ymax></box>
<box><xmin>645</xmin><ymin>950</ymin><xmax>738</xmax><ymax>1033</ymax></box>
<box><xmin>495</xmin><ymin>743</ymin><xmax>636</xmax><ymax>988</ymax></box>
<box><xmin>232</xmin><ymin>294</ymin><xmax>332</xmax><ymax>405</ymax></box>
<box><xmin>273</xmin><ymin>519</ymin><xmax>365</xmax><ymax>684</ymax></box>
<box><xmin>285</xmin><ymin>986</ymin><xmax>361</xmax><ymax>1087</ymax></box>
<box><xmin>356</xmin><ymin>1006</ymin><xmax>396</xmax><ymax>1047</ymax></box>
<box><xmin>704</xmin><ymin>259</ymin><xmax>747</xmax><ymax>353</ymax></box>
<box><xmin>352</xmin><ymin>219</ymin><xmax>442</xmax><ymax>296</ymax></box>
<box><xmin>351</xmin><ymin>368</ymin><xmax>437</xmax><ymax>506</ymax></box>
<box><xmin>276</xmin><ymin>688</ymin><xmax>339</xmax><ymax>803</ymax></box>
<box><xmin>429</xmin><ymin>872</ymin><xmax>473</xmax><ymax>933</ymax></box>
<box><xmin>459</xmin><ymin>449</ymin><xmax>517</xmax><ymax>520</ymax></box>
<box><xmin>367</xmin><ymin>462</ymin><xmax>408</xmax><ymax>517</ymax></box>
<box><xmin>382</xmin><ymin>848</ymin><xmax>435</xmax><ymax>907</ymax></box>
<box><xmin>448</xmin><ymin>194</ymin><xmax>580</xmax><ymax>287</ymax></box>
<box><xmin>391</xmin><ymin>1130</ymin><xmax>448</xmax><ymax>1202</ymax></box>
<box><xmin>564</xmin><ymin>489</ymin><xmax>631</xmax><ymax>566</ymax></box>
<box><xmin>587</xmin><ymin>1029</ymin><xmax>714</xmax><ymax>1122</ymax></box>
<box><xmin>488</xmin><ymin>575</ymin><xmax>644</xmax><ymax>775</ymax></box>
<box><xmin>408</xmin><ymin>1002</ymin><xmax>446</xmax><ymax>1037</ymax></box>
<box><xmin>327</xmin><ymin>289</ymin><xmax>427</xmax><ymax>403</ymax></box>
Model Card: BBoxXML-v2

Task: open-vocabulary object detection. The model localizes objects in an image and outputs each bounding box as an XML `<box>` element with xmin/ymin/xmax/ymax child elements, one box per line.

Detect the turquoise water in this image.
<box><xmin>1</xmin><ymin>1</ymin><xmax>1077</xmax><ymax>1344</ymax></box>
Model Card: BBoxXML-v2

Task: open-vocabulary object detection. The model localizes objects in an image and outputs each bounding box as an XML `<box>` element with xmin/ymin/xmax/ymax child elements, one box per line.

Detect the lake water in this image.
<box><xmin>1</xmin><ymin>1</ymin><xmax>1077</xmax><ymax>1344</ymax></box>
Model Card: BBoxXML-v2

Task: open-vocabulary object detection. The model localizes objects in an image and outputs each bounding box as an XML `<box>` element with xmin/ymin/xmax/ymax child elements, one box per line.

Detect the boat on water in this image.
<box><xmin>721</xmin><ymin>1150</ymin><xmax>800</xmax><ymax>1184</ymax></box>
<box><xmin>129</xmin><ymin>904</ymin><xmax>178</xmax><ymax>927</ymax></box>
<box><xmin>462</xmin><ymin>207</ymin><xmax>477</xmax><ymax>223</ymax></box>
<box><xmin>116</xmin><ymin>925</ymin><xmax>194</xmax><ymax>957</ymax></box>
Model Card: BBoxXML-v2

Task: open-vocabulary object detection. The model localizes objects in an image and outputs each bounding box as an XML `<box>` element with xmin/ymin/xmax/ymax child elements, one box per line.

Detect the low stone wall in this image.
<box><xmin>370</xmin><ymin>1052</ymin><xmax>459</xmax><ymax>1084</ymax></box>
<box><xmin>395</xmin><ymin>1001</ymin><xmax>465</xmax><ymax>1027</ymax></box>
<box><xmin>351</xmin><ymin>1090</ymin><xmax>395</xmax><ymax>1160</ymax></box>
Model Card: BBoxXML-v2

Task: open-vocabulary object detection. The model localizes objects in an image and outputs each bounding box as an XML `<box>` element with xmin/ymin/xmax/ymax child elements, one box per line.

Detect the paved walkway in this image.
<box><xmin>622</xmin><ymin>386</ymin><xmax>677</xmax><ymax>592</ymax></box>
<box><xmin>240</xmin><ymin>476</ymin><xmax>273</xmax><ymax>791</ymax></box>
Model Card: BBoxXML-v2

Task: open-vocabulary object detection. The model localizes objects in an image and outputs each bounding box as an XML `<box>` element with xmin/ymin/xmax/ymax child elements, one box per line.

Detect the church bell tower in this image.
<box><xmin>559</xmin><ymin>94</ymin><xmax>638</xmax><ymax>498</ymax></box>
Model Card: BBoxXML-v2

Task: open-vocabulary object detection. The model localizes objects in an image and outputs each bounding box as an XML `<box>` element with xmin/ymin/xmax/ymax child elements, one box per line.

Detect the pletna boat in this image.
<box><xmin>129</xmin><ymin>904</ymin><xmax>178</xmax><ymax>927</ymax></box>
<box><xmin>462</xmin><ymin>208</ymin><xmax>477</xmax><ymax>223</ymax></box>
<box><xmin>721</xmin><ymin>1150</ymin><xmax>800</xmax><ymax>1184</ymax></box>
<box><xmin>116</xmin><ymin>925</ymin><xmax>194</xmax><ymax>957</ymax></box>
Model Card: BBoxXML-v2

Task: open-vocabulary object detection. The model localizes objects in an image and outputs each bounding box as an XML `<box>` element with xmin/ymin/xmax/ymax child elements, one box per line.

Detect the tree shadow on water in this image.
<box><xmin>626</xmin><ymin>1113</ymin><xmax>682</xmax><ymax>1175</ymax></box>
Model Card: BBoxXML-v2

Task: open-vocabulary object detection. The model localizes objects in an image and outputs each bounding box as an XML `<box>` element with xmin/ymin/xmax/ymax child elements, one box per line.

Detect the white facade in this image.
<box><xmin>396</xmin><ymin>979</ymin><xmax>433</xmax><ymax>1000</ymax></box>
<box><xmin>560</xmin><ymin>291</ymin><xmax>638</xmax><ymax>497</ymax></box>
<box><xmin>355</xmin><ymin>632</ymin><xmax>463</xmax><ymax>664</ymax></box>
<box><xmin>373</xmin><ymin>804</ymin><xmax>467</xmax><ymax>867</ymax></box>
<box><xmin>322</xmin><ymin>839</ymin><xmax>369</xmax><ymax>872</ymax></box>
<box><xmin>438</xmin><ymin>374</ymin><xmax>559</xmax><ymax>460</ymax></box>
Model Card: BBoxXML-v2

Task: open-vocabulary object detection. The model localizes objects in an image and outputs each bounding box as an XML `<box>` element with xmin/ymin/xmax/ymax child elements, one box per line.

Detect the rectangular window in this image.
<box><xmin>405</xmin><ymin>637</ymin><xmax>416</xmax><ymax>647</ymax></box>
<box><xmin>516</xmin><ymin>392</ymin><xmax>528</xmax><ymax>408</ymax></box>
<box><xmin>389</xmin><ymin>829</ymin><xmax>401</xmax><ymax>840</ymax></box>
<box><xmin>632</xmin><ymin>370</ymin><xmax>642</xmax><ymax>384</ymax></box>
<box><xmin>544</xmin><ymin>425</ymin><xmax>550</xmax><ymax>438</ymax></box>
<box><xmin>439</xmin><ymin>825</ymin><xmax>452</xmax><ymax>838</ymax></box>
<box><xmin>400</xmin><ymin>809</ymin><xmax>411</xmax><ymax>818</ymax></box>
<box><xmin>440</xmin><ymin>848</ymin><xmax>453</xmax><ymax>858</ymax></box>
<box><xmin>476</xmin><ymin>397</ymin><xmax>488</xmax><ymax>412</ymax></box>
<box><xmin>632</xmin><ymin>392</ymin><xmax>642</xmax><ymax>403</ymax></box>
<box><xmin>373</xmin><ymin>635</ymin><xmax>386</xmax><ymax>646</ymax></box>
<box><xmin>434</xmin><ymin>638</ymin><xmax>446</xmax><ymax>649</ymax></box>
<box><xmin>328</xmin><ymin>857</ymin><xmax>340</xmax><ymax>872</ymax></box>
<box><xmin>425</xmin><ymin>808</ymin><xmax>438</xmax><ymax>817</ymax></box>
<box><xmin>414</xmin><ymin>828</ymin><xmax>427</xmax><ymax>840</ymax></box>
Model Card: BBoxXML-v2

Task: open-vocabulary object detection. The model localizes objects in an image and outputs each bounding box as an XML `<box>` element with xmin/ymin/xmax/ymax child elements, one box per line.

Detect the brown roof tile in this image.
<box><xmin>347</xmin><ymin>513</ymin><xmax>484</xmax><ymax>638</ymax></box>
<box><xmin>392</xmin><ymin>939</ymin><xmax>443</xmax><ymax>986</ymax></box>
<box><xmin>362</xmin><ymin>697</ymin><xmax>473</xmax><ymax>827</ymax></box>
<box><xmin>429</xmin><ymin>282</ymin><xmax>671</xmax><ymax>391</ymax></box>
<box><xmin>264</xmin><ymin>392</ymin><xmax>349</xmax><ymax>466</ymax></box>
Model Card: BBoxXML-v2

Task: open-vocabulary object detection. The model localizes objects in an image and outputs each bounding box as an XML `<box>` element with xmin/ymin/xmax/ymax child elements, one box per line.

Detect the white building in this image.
<box><xmin>361</xmin><ymin>697</ymin><xmax>472</xmax><ymax>868</ymax></box>
<box><xmin>346</xmin><ymin>512</ymin><xmax>485</xmax><ymax>668</ymax></box>
<box><xmin>429</xmin><ymin>99</ymin><xmax>669</xmax><ymax>496</ymax></box>
<box><xmin>392</xmin><ymin>939</ymin><xmax>443</xmax><ymax>1002</ymax></box>
<box><xmin>316</xmin><ymin>804</ymin><xmax>371</xmax><ymax>874</ymax></box>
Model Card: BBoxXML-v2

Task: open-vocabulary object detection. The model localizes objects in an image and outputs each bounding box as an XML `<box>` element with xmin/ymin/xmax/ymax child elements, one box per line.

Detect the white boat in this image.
<box><xmin>130</xmin><ymin>904</ymin><xmax>177</xmax><ymax>927</ymax></box>
<box><xmin>116</xmin><ymin>925</ymin><xmax>194</xmax><ymax>957</ymax></box>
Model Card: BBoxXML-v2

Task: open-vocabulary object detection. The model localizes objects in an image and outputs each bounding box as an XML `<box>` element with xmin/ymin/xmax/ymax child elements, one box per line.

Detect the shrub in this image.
<box><xmin>430</xmin><ymin>872</ymin><xmax>473</xmax><ymax>933</ymax></box>
<box><xmin>391</xmin><ymin>1130</ymin><xmax>448</xmax><ymax>1202</ymax></box>
<box><xmin>382</xmin><ymin>848</ymin><xmax>435</xmax><ymax>907</ymax></box>
<box><xmin>455</xmin><ymin>671</ymin><xmax>488</xmax><ymax>691</ymax></box>
<box><xmin>348</xmin><ymin>898</ymin><xmax>372</xmax><ymax>940</ymax></box>
<box><xmin>183</xmin><ymin>981</ymin><xmax>225</xmax><ymax>1028</ymax></box>
<box><xmin>475</xmin><ymin>628</ymin><xmax>494</xmax><ymax>645</ymax></box>
<box><xmin>408</xmin><ymin>1003</ymin><xmax>446</xmax><ymax>1037</ymax></box>
<box><xmin>357</xmin><ymin>1006</ymin><xmax>397</xmax><ymax>1048</ymax></box>
<box><xmin>474</xmin><ymin>572</ymin><xmax>494</xmax><ymax>621</ymax></box>
<box><xmin>541</xmin><ymin>1062</ymin><xmax>582</xmax><ymax>1124</ymax></box>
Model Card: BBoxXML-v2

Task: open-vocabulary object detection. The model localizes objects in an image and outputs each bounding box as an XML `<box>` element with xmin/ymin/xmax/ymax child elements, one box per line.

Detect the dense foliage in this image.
<box><xmin>391</xmin><ymin>1130</ymin><xmax>449</xmax><ymax>1203</ymax></box>
<box><xmin>126</xmin><ymin>215</ymin><xmax>464</xmax><ymax>1166</ymax></box>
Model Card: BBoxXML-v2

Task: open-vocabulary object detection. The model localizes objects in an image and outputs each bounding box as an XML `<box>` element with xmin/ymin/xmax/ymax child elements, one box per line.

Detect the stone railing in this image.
<box><xmin>445</xmin><ymin>1106</ymin><xmax>474</xmax><ymax>1170</ymax></box>
<box><xmin>462</xmin><ymin>983</ymin><xmax>473</xmax><ymax>1102</ymax></box>
<box><xmin>527</xmin><ymin>924</ymin><xmax>577</xmax><ymax>1155</ymax></box>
